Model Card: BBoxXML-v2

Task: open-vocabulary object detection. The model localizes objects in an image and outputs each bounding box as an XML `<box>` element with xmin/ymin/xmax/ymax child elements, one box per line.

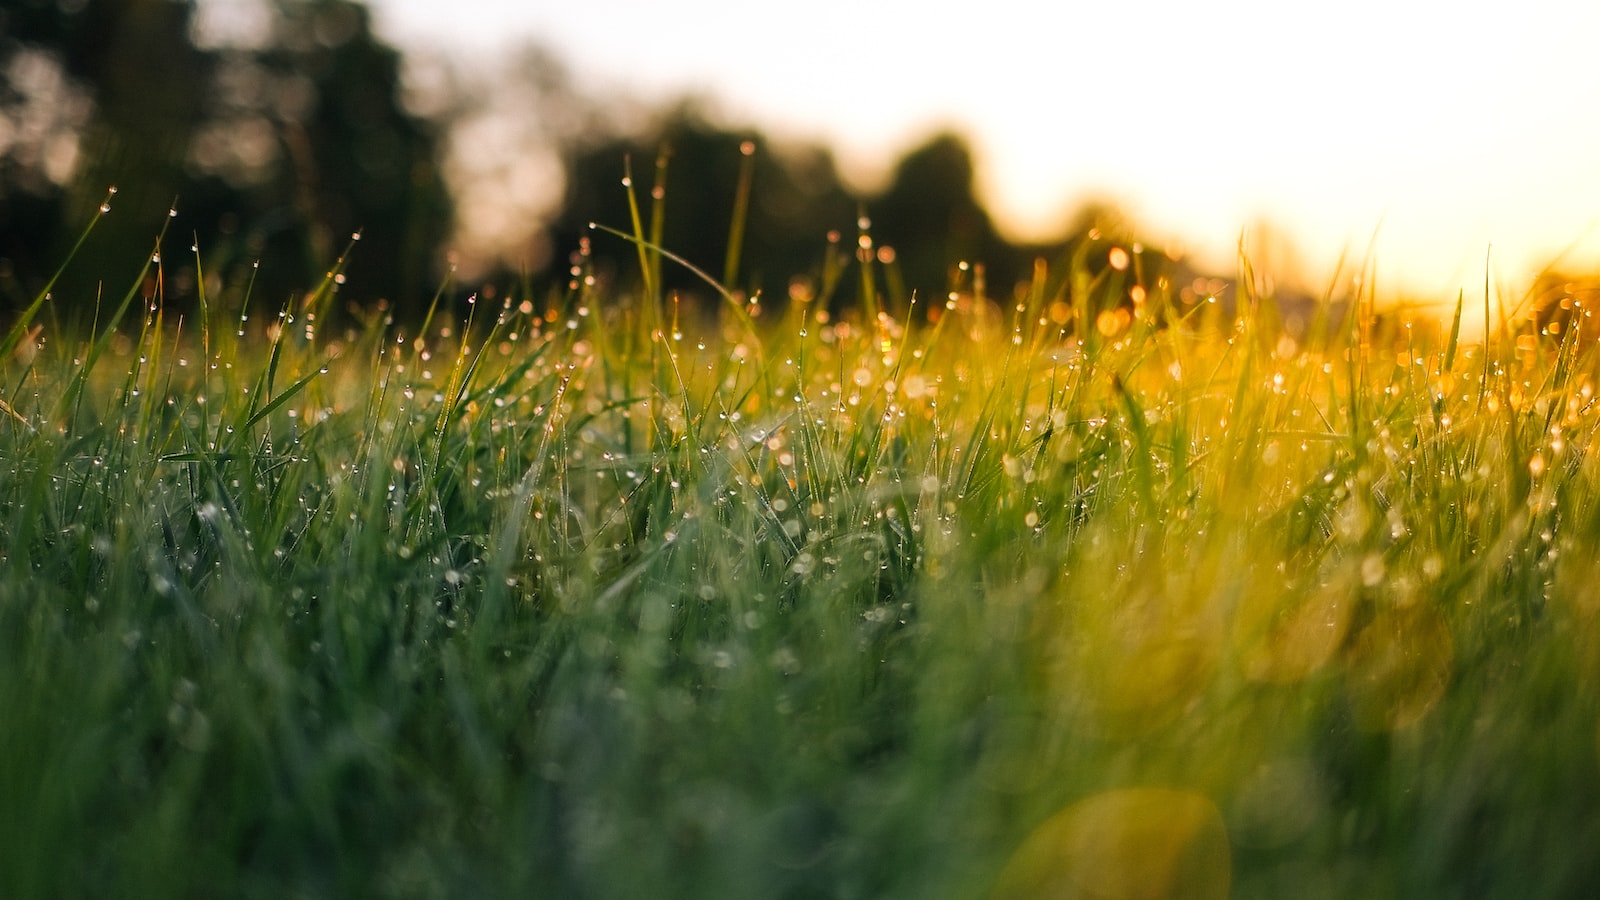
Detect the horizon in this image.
<box><xmin>353</xmin><ymin>0</ymin><xmax>1600</xmax><ymax>303</ymax></box>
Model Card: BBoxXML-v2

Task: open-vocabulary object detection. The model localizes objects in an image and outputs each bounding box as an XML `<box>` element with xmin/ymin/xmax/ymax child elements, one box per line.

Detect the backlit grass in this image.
<box><xmin>4</xmin><ymin>198</ymin><xmax>1600</xmax><ymax>898</ymax></box>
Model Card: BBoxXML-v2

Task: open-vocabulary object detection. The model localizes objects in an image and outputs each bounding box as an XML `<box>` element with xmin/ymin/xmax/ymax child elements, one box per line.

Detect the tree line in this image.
<box><xmin>1</xmin><ymin>0</ymin><xmax>1200</xmax><ymax>328</ymax></box>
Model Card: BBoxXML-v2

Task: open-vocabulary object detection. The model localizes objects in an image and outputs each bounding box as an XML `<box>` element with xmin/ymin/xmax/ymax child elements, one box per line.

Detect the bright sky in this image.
<box><xmin>369</xmin><ymin>0</ymin><xmax>1600</xmax><ymax>300</ymax></box>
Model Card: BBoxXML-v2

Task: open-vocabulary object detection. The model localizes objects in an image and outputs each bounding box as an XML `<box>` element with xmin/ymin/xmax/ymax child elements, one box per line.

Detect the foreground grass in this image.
<box><xmin>4</xmin><ymin>233</ymin><xmax>1600</xmax><ymax>898</ymax></box>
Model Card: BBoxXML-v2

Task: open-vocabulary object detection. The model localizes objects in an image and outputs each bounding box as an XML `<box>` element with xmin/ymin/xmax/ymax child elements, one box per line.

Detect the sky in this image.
<box><xmin>365</xmin><ymin>0</ymin><xmax>1600</xmax><ymax>301</ymax></box>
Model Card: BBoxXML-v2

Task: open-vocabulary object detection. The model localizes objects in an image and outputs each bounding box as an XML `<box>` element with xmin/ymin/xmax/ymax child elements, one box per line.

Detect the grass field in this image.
<box><xmin>4</xmin><ymin>198</ymin><xmax>1600</xmax><ymax>898</ymax></box>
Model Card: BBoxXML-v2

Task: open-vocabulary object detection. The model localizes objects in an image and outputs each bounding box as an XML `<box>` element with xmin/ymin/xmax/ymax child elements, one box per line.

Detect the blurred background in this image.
<box><xmin>5</xmin><ymin>0</ymin><xmax>1600</xmax><ymax>325</ymax></box>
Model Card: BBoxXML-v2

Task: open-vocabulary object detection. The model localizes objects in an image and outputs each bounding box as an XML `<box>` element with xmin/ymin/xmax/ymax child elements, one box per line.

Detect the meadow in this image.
<box><xmin>4</xmin><ymin>193</ymin><xmax>1600</xmax><ymax>899</ymax></box>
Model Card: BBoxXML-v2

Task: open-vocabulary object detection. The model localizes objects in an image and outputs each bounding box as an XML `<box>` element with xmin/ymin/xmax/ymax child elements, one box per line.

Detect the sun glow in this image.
<box><xmin>368</xmin><ymin>0</ymin><xmax>1600</xmax><ymax>300</ymax></box>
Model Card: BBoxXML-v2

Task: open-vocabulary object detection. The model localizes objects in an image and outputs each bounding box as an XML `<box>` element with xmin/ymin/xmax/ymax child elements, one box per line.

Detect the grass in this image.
<box><xmin>4</xmin><ymin>192</ymin><xmax>1600</xmax><ymax>899</ymax></box>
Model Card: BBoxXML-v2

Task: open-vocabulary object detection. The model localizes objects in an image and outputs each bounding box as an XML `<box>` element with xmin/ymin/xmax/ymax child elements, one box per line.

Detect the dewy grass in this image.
<box><xmin>4</xmin><ymin>209</ymin><xmax>1600</xmax><ymax>899</ymax></box>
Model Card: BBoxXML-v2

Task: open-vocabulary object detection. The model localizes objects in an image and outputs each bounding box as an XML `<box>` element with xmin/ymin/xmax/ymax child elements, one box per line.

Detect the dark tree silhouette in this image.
<box><xmin>242</xmin><ymin>0</ymin><xmax>452</xmax><ymax>311</ymax></box>
<box><xmin>1</xmin><ymin>5</ymin><xmax>1222</xmax><ymax>333</ymax></box>
<box><xmin>0</xmin><ymin>0</ymin><xmax>215</xmax><ymax>310</ymax></box>
<box><xmin>866</xmin><ymin>131</ymin><xmax>1025</xmax><ymax>302</ymax></box>
<box><xmin>547</xmin><ymin>102</ymin><xmax>859</xmax><ymax>310</ymax></box>
<box><xmin>0</xmin><ymin>0</ymin><xmax>452</xmax><ymax>320</ymax></box>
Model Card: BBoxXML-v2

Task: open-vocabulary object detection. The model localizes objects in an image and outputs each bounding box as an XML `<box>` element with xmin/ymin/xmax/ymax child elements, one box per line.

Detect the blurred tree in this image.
<box><xmin>1</xmin><ymin>2</ymin><xmax>1226</xmax><ymax>331</ymax></box>
<box><xmin>239</xmin><ymin>0</ymin><xmax>451</xmax><ymax>311</ymax></box>
<box><xmin>0</xmin><ymin>0</ymin><xmax>215</xmax><ymax>312</ymax></box>
<box><xmin>0</xmin><ymin>0</ymin><xmax>451</xmax><ymax>320</ymax></box>
<box><xmin>547</xmin><ymin>102</ymin><xmax>857</xmax><ymax>308</ymax></box>
<box><xmin>866</xmin><ymin>131</ymin><xmax>1025</xmax><ymax>302</ymax></box>
<box><xmin>0</xmin><ymin>42</ymin><xmax>87</xmax><ymax>300</ymax></box>
<box><xmin>545</xmin><ymin>117</ymin><xmax>1212</xmax><ymax>326</ymax></box>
